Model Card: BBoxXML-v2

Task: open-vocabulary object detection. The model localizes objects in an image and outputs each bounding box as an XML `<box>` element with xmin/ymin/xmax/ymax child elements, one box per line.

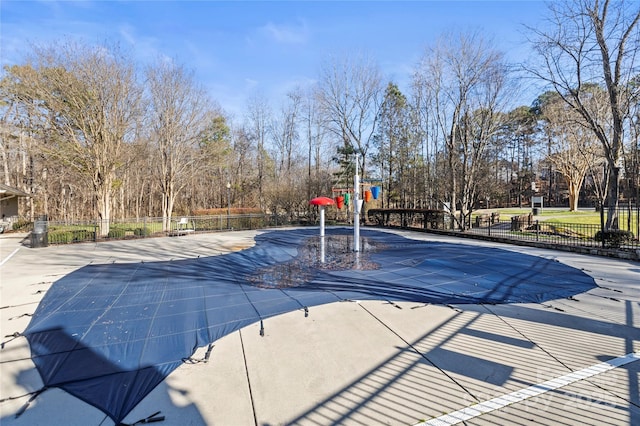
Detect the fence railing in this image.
<box><xmin>23</xmin><ymin>209</ymin><xmax>640</xmax><ymax>256</ymax></box>
<box><xmin>368</xmin><ymin>208</ymin><xmax>639</xmax><ymax>253</ymax></box>
<box><xmin>469</xmin><ymin>218</ymin><xmax>639</xmax><ymax>250</ymax></box>
<box><xmin>44</xmin><ymin>214</ymin><xmax>294</xmax><ymax>245</ymax></box>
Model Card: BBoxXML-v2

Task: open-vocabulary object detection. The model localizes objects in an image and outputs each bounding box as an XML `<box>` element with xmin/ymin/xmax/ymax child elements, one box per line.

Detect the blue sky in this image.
<box><xmin>1</xmin><ymin>1</ymin><xmax>548</xmax><ymax>117</ymax></box>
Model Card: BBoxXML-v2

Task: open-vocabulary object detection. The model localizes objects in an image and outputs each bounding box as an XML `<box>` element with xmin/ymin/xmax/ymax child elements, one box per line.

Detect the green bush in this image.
<box><xmin>73</xmin><ymin>230</ymin><xmax>94</xmax><ymax>242</ymax></box>
<box><xmin>48</xmin><ymin>231</ymin><xmax>73</xmax><ymax>244</ymax></box>
<box><xmin>12</xmin><ymin>219</ymin><xmax>32</xmax><ymax>231</ymax></box>
<box><xmin>47</xmin><ymin>229</ymin><xmax>96</xmax><ymax>244</ymax></box>
<box><xmin>107</xmin><ymin>228</ymin><xmax>126</xmax><ymax>239</ymax></box>
<box><xmin>196</xmin><ymin>217</ymin><xmax>223</xmax><ymax>231</ymax></box>
<box><xmin>133</xmin><ymin>227</ymin><xmax>151</xmax><ymax>236</ymax></box>
<box><xmin>594</xmin><ymin>229</ymin><xmax>634</xmax><ymax>248</ymax></box>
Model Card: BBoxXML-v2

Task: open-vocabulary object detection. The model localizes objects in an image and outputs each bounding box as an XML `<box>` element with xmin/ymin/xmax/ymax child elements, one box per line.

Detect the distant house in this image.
<box><xmin>0</xmin><ymin>183</ymin><xmax>30</xmax><ymax>229</ymax></box>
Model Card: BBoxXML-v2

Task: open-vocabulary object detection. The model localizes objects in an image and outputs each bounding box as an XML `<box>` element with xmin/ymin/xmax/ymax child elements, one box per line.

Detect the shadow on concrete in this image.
<box><xmin>283</xmin><ymin>294</ymin><xmax>640</xmax><ymax>425</ymax></box>
<box><xmin>4</xmin><ymin>228</ymin><xmax>631</xmax><ymax>425</ymax></box>
<box><xmin>2</xmin><ymin>327</ymin><xmax>207</xmax><ymax>426</ymax></box>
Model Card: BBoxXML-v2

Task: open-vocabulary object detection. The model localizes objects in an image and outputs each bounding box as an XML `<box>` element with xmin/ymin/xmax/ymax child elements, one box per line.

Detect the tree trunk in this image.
<box><xmin>606</xmin><ymin>165</ymin><xmax>620</xmax><ymax>229</ymax></box>
<box><xmin>568</xmin><ymin>181</ymin><xmax>579</xmax><ymax>211</ymax></box>
<box><xmin>96</xmin><ymin>186</ymin><xmax>111</xmax><ymax>237</ymax></box>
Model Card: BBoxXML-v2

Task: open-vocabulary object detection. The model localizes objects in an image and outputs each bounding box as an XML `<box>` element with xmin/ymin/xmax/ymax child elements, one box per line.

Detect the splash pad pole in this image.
<box><xmin>309</xmin><ymin>197</ymin><xmax>335</xmax><ymax>238</ymax></box>
<box><xmin>353</xmin><ymin>154</ymin><xmax>360</xmax><ymax>252</ymax></box>
<box><xmin>320</xmin><ymin>206</ymin><xmax>326</xmax><ymax>236</ymax></box>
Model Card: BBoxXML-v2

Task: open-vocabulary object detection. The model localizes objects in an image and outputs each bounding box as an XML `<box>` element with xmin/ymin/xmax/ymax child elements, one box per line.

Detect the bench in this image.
<box><xmin>510</xmin><ymin>213</ymin><xmax>533</xmax><ymax>231</ymax></box>
<box><xmin>171</xmin><ymin>217</ymin><xmax>195</xmax><ymax>236</ymax></box>
<box><xmin>475</xmin><ymin>214</ymin><xmax>487</xmax><ymax>227</ymax></box>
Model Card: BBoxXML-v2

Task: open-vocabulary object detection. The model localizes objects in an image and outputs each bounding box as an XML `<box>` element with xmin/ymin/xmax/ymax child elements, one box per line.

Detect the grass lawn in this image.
<box><xmin>478</xmin><ymin>207</ymin><xmax>637</xmax><ymax>227</ymax></box>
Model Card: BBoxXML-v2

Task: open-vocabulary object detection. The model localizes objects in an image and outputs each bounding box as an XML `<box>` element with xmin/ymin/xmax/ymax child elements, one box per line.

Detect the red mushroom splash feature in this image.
<box><xmin>309</xmin><ymin>197</ymin><xmax>335</xmax><ymax>207</ymax></box>
<box><xmin>309</xmin><ymin>197</ymin><xmax>335</xmax><ymax>237</ymax></box>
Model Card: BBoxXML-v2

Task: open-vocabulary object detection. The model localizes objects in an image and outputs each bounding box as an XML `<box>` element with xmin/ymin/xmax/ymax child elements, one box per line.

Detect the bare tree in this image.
<box><xmin>373</xmin><ymin>82</ymin><xmax>411</xmax><ymax>208</ymax></box>
<box><xmin>499</xmin><ymin>105</ymin><xmax>539</xmax><ymax>208</ymax></box>
<box><xmin>302</xmin><ymin>86</ymin><xmax>332</xmax><ymax>202</ymax></box>
<box><xmin>0</xmin><ymin>103</ymin><xmax>15</xmax><ymax>187</ymax></box>
<box><xmin>1</xmin><ymin>41</ymin><xmax>143</xmax><ymax>235</ymax></box>
<box><xmin>229</xmin><ymin>124</ymin><xmax>255</xmax><ymax>208</ymax></box>
<box><xmin>0</xmin><ymin>98</ymin><xmax>40</xmax><ymax>217</ymax></box>
<box><xmin>271</xmin><ymin>88</ymin><xmax>302</xmax><ymax>176</ymax></box>
<box><xmin>196</xmin><ymin>114</ymin><xmax>233</xmax><ymax>210</ymax></box>
<box><xmin>317</xmin><ymin>53</ymin><xmax>383</xmax><ymax>177</ymax></box>
<box><xmin>269</xmin><ymin>88</ymin><xmax>305</xmax><ymax>217</ymax></box>
<box><xmin>416</xmin><ymin>31</ymin><xmax>512</xmax><ymax>229</ymax></box>
<box><xmin>245</xmin><ymin>93</ymin><xmax>272</xmax><ymax>210</ymax></box>
<box><xmin>541</xmin><ymin>91</ymin><xmax>604</xmax><ymax>210</ymax></box>
<box><xmin>527</xmin><ymin>0</ymin><xmax>640</xmax><ymax>229</ymax></box>
<box><xmin>411</xmin><ymin>68</ymin><xmax>447</xmax><ymax>210</ymax></box>
<box><xmin>146</xmin><ymin>59</ymin><xmax>212</xmax><ymax>231</ymax></box>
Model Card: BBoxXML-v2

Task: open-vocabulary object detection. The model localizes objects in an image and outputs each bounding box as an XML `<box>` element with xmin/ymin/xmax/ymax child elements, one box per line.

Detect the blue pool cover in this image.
<box><xmin>23</xmin><ymin>228</ymin><xmax>596</xmax><ymax>423</ymax></box>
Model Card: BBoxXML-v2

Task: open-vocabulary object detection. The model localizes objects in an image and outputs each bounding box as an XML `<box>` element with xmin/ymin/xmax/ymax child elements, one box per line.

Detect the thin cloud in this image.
<box><xmin>244</xmin><ymin>78</ymin><xmax>259</xmax><ymax>89</ymax></box>
<box><xmin>117</xmin><ymin>23</ymin><xmax>165</xmax><ymax>63</ymax></box>
<box><xmin>118</xmin><ymin>23</ymin><xmax>138</xmax><ymax>46</ymax></box>
<box><xmin>259</xmin><ymin>20</ymin><xmax>309</xmax><ymax>45</ymax></box>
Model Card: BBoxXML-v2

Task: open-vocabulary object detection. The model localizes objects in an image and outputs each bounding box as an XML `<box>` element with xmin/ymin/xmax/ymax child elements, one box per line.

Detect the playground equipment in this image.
<box><xmin>309</xmin><ymin>196</ymin><xmax>335</xmax><ymax>237</ymax></box>
<box><xmin>331</xmin><ymin>156</ymin><xmax>383</xmax><ymax>252</ymax></box>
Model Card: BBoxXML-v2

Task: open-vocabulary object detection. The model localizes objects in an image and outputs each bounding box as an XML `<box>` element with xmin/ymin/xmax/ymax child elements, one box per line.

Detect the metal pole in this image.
<box><xmin>226</xmin><ymin>182</ymin><xmax>231</xmax><ymax>229</ymax></box>
<box><xmin>354</xmin><ymin>154</ymin><xmax>360</xmax><ymax>252</ymax></box>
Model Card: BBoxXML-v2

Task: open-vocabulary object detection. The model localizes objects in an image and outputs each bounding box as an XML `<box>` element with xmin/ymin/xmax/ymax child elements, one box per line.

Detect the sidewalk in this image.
<box><xmin>1</xmin><ymin>228</ymin><xmax>638</xmax><ymax>425</ymax></box>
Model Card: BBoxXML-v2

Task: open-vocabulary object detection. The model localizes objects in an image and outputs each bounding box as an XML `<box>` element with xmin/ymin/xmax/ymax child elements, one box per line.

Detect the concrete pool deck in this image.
<box><xmin>1</xmin><ymin>227</ymin><xmax>639</xmax><ymax>425</ymax></box>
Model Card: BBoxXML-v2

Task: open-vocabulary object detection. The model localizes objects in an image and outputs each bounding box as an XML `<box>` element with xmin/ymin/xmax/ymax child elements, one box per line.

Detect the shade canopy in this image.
<box><xmin>309</xmin><ymin>196</ymin><xmax>335</xmax><ymax>206</ymax></box>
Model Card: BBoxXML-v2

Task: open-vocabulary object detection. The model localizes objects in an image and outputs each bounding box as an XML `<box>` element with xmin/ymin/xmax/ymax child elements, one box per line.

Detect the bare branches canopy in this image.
<box><xmin>2</xmin><ymin>1</ymin><xmax>640</xmax><ymax>229</ymax></box>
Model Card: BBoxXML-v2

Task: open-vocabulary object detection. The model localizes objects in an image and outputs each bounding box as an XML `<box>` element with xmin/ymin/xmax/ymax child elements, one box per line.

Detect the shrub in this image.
<box><xmin>107</xmin><ymin>228</ymin><xmax>126</xmax><ymax>239</ymax></box>
<box><xmin>48</xmin><ymin>229</ymin><xmax>98</xmax><ymax>244</ymax></box>
<box><xmin>73</xmin><ymin>230</ymin><xmax>95</xmax><ymax>242</ymax></box>
<box><xmin>133</xmin><ymin>227</ymin><xmax>151</xmax><ymax>236</ymax></box>
<box><xmin>193</xmin><ymin>207</ymin><xmax>263</xmax><ymax>216</ymax></box>
<box><xmin>12</xmin><ymin>219</ymin><xmax>32</xmax><ymax>231</ymax></box>
<box><xmin>48</xmin><ymin>231</ymin><xmax>73</xmax><ymax>244</ymax></box>
<box><xmin>594</xmin><ymin>229</ymin><xmax>634</xmax><ymax>248</ymax></box>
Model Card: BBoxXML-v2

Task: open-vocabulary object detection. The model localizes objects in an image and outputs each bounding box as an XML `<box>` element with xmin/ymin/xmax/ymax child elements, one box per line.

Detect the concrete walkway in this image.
<box><xmin>1</xmin><ymin>228</ymin><xmax>638</xmax><ymax>425</ymax></box>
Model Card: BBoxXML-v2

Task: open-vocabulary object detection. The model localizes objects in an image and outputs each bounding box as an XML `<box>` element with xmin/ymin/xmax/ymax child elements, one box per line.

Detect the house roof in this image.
<box><xmin>0</xmin><ymin>183</ymin><xmax>30</xmax><ymax>198</ymax></box>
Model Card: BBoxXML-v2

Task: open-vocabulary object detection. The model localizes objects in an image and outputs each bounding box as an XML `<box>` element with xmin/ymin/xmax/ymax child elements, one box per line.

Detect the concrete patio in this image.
<box><xmin>1</xmin><ymin>228</ymin><xmax>638</xmax><ymax>425</ymax></box>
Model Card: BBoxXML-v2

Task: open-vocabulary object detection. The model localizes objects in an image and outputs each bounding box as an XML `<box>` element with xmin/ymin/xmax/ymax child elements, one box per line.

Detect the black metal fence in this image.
<box><xmin>44</xmin><ymin>214</ymin><xmax>294</xmax><ymax>245</ymax></box>
<box><xmin>368</xmin><ymin>208</ymin><xmax>640</xmax><ymax>253</ymax></box>
<box><xmin>23</xmin><ymin>208</ymin><xmax>640</xmax><ymax>257</ymax></box>
<box><xmin>469</xmin><ymin>216</ymin><xmax>639</xmax><ymax>250</ymax></box>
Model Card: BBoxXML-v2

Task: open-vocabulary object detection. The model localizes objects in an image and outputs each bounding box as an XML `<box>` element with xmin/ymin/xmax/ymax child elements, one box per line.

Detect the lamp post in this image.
<box><xmin>226</xmin><ymin>182</ymin><xmax>231</xmax><ymax>229</ymax></box>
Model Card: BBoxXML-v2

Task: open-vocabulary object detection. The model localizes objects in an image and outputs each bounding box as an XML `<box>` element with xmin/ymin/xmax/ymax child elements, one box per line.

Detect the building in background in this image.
<box><xmin>0</xmin><ymin>183</ymin><xmax>29</xmax><ymax>231</ymax></box>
